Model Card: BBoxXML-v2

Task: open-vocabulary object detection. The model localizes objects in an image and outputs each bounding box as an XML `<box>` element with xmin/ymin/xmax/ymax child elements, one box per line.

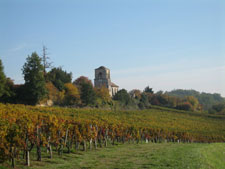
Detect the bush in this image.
<box><xmin>176</xmin><ymin>102</ymin><xmax>193</xmax><ymax>111</ymax></box>
<box><xmin>208</xmin><ymin>108</ymin><xmax>216</xmax><ymax>114</ymax></box>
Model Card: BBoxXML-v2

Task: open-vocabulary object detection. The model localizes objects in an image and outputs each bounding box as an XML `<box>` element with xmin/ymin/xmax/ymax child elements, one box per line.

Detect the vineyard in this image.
<box><xmin>0</xmin><ymin>104</ymin><xmax>225</xmax><ymax>168</ymax></box>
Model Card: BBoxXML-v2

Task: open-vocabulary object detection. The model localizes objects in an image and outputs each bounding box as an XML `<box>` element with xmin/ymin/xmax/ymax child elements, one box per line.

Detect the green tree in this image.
<box><xmin>211</xmin><ymin>103</ymin><xmax>225</xmax><ymax>113</ymax></box>
<box><xmin>0</xmin><ymin>78</ymin><xmax>16</xmax><ymax>103</ymax></box>
<box><xmin>0</xmin><ymin>59</ymin><xmax>6</xmax><ymax>97</ymax></box>
<box><xmin>47</xmin><ymin>67</ymin><xmax>72</xmax><ymax>91</ymax></box>
<box><xmin>22</xmin><ymin>52</ymin><xmax>47</xmax><ymax>105</ymax></box>
<box><xmin>139</xmin><ymin>93</ymin><xmax>149</xmax><ymax>108</ymax></box>
<box><xmin>80</xmin><ymin>82</ymin><xmax>96</xmax><ymax>106</ymax></box>
<box><xmin>113</xmin><ymin>89</ymin><xmax>131</xmax><ymax>106</ymax></box>
<box><xmin>73</xmin><ymin>76</ymin><xmax>96</xmax><ymax>106</ymax></box>
<box><xmin>144</xmin><ymin>86</ymin><xmax>154</xmax><ymax>94</ymax></box>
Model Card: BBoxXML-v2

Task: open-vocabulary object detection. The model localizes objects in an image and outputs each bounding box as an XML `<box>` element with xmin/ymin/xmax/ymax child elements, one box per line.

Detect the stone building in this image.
<box><xmin>94</xmin><ymin>66</ymin><xmax>119</xmax><ymax>96</ymax></box>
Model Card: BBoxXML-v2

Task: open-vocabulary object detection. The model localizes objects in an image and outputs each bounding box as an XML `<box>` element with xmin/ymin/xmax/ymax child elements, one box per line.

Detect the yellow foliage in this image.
<box><xmin>186</xmin><ymin>96</ymin><xmax>199</xmax><ymax>110</ymax></box>
<box><xmin>45</xmin><ymin>82</ymin><xmax>59</xmax><ymax>100</ymax></box>
<box><xmin>95</xmin><ymin>86</ymin><xmax>111</xmax><ymax>104</ymax></box>
<box><xmin>64</xmin><ymin>83</ymin><xmax>81</xmax><ymax>105</ymax></box>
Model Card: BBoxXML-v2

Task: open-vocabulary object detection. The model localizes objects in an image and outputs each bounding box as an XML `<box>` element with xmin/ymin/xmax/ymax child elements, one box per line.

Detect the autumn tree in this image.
<box><xmin>73</xmin><ymin>76</ymin><xmax>92</xmax><ymax>88</ymax></box>
<box><xmin>45</xmin><ymin>82</ymin><xmax>59</xmax><ymax>103</ymax></box>
<box><xmin>167</xmin><ymin>96</ymin><xmax>178</xmax><ymax>108</ymax></box>
<box><xmin>176</xmin><ymin>102</ymin><xmax>192</xmax><ymax>111</ymax></box>
<box><xmin>22</xmin><ymin>52</ymin><xmax>47</xmax><ymax>105</ymax></box>
<box><xmin>64</xmin><ymin>83</ymin><xmax>80</xmax><ymax>106</ymax></box>
<box><xmin>95</xmin><ymin>86</ymin><xmax>111</xmax><ymax>105</ymax></box>
<box><xmin>129</xmin><ymin>89</ymin><xmax>142</xmax><ymax>100</ymax></box>
<box><xmin>166</xmin><ymin>89</ymin><xmax>224</xmax><ymax>110</ymax></box>
<box><xmin>186</xmin><ymin>96</ymin><xmax>199</xmax><ymax>111</ymax></box>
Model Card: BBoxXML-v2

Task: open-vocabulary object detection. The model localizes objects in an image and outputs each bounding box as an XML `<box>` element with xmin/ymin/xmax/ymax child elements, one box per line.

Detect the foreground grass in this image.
<box><xmin>1</xmin><ymin>142</ymin><xmax>224</xmax><ymax>169</ymax></box>
<box><xmin>200</xmin><ymin>143</ymin><xmax>225</xmax><ymax>169</ymax></box>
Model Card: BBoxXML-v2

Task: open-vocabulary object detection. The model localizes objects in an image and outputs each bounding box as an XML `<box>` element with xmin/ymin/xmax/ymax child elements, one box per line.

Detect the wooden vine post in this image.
<box><xmin>36</xmin><ymin>125</ymin><xmax>42</xmax><ymax>161</ymax></box>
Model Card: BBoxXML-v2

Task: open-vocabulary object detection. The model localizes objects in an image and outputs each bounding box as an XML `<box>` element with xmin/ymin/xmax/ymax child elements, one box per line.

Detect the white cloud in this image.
<box><xmin>10</xmin><ymin>43</ymin><xmax>28</xmax><ymax>52</ymax></box>
<box><xmin>0</xmin><ymin>43</ymin><xmax>29</xmax><ymax>59</ymax></box>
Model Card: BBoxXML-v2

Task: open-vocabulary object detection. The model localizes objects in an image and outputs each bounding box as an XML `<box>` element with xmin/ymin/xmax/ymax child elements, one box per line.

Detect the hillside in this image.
<box><xmin>0</xmin><ymin>104</ymin><xmax>225</xmax><ymax>168</ymax></box>
<box><xmin>166</xmin><ymin>89</ymin><xmax>225</xmax><ymax>110</ymax></box>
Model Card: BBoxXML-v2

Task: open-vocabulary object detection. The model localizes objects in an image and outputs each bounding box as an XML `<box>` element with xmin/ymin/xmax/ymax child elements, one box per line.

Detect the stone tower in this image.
<box><xmin>94</xmin><ymin>66</ymin><xmax>119</xmax><ymax>96</ymax></box>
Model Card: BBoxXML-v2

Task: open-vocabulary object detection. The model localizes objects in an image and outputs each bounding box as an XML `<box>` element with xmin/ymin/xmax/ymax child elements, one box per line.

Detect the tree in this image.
<box><xmin>73</xmin><ymin>76</ymin><xmax>96</xmax><ymax>106</ymax></box>
<box><xmin>73</xmin><ymin>76</ymin><xmax>92</xmax><ymax>88</ymax></box>
<box><xmin>166</xmin><ymin>89</ymin><xmax>225</xmax><ymax>110</ymax></box>
<box><xmin>42</xmin><ymin>45</ymin><xmax>52</xmax><ymax>78</ymax></box>
<box><xmin>156</xmin><ymin>94</ymin><xmax>168</xmax><ymax>106</ymax></box>
<box><xmin>186</xmin><ymin>96</ymin><xmax>199</xmax><ymax>111</ymax></box>
<box><xmin>144</xmin><ymin>86</ymin><xmax>154</xmax><ymax>94</ymax></box>
<box><xmin>64</xmin><ymin>83</ymin><xmax>80</xmax><ymax>106</ymax></box>
<box><xmin>80</xmin><ymin>82</ymin><xmax>96</xmax><ymax>106</ymax></box>
<box><xmin>0</xmin><ymin>61</ymin><xmax>16</xmax><ymax>103</ymax></box>
<box><xmin>22</xmin><ymin>52</ymin><xmax>47</xmax><ymax>105</ymax></box>
<box><xmin>0</xmin><ymin>59</ymin><xmax>6</xmax><ymax>97</ymax></box>
<box><xmin>211</xmin><ymin>103</ymin><xmax>225</xmax><ymax>113</ymax></box>
<box><xmin>176</xmin><ymin>102</ymin><xmax>192</xmax><ymax>111</ymax></box>
<box><xmin>47</xmin><ymin>67</ymin><xmax>72</xmax><ymax>91</ymax></box>
<box><xmin>129</xmin><ymin>89</ymin><xmax>141</xmax><ymax>100</ymax></box>
<box><xmin>13</xmin><ymin>84</ymin><xmax>26</xmax><ymax>104</ymax></box>
<box><xmin>45</xmin><ymin>82</ymin><xmax>60</xmax><ymax>103</ymax></box>
<box><xmin>0</xmin><ymin>78</ymin><xmax>16</xmax><ymax>103</ymax></box>
<box><xmin>139</xmin><ymin>93</ymin><xmax>149</xmax><ymax>108</ymax></box>
<box><xmin>167</xmin><ymin>96</ymin><xmax>178</xmax><ymax>108</ymax></box>
<box><xmin>113</xmin><ymin>89</ymin><xmax>131</xmax><ymax>105</ymax></box>
<box><xmin>95</xmin><ymin>86</ymin><xmax>111</xmax><ymax>105</ymax></box>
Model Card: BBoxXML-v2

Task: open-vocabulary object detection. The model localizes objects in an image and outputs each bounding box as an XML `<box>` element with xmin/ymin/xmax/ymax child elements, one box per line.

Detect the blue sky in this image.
<box><xmin>0</xmin><ymin>0</ymin><xmax>225</xmax><ymax>96</ymax></box>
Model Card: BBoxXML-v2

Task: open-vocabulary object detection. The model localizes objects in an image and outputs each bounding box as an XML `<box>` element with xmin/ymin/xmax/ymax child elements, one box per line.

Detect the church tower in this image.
<box><xmin>94</xmin><ymin>66</ymin><xmax>119</xmax><ymax>96</ymax></box>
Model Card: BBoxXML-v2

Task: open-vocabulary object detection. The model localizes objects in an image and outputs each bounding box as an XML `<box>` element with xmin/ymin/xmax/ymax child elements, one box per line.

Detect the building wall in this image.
<box><xmin>94</xmin><ymin>68</ymin><xmax>111</xmax><ymax>88</ymax></box>
<box><xmin>111</xmin><ymin>87</ymin><xmax>119</xmax><ymax>96</ymax></box>
<box><xmin>94</xmin><ymin>66</ymin><xmax>118</xmax><ymax>97</ymax></box>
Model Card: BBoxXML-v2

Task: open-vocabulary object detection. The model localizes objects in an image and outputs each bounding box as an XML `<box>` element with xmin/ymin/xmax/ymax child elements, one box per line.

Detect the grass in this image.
<box><xmin>200</xmin><ymin>143</ymin><xmax>225</xmax><ymax>169</ymax></box>
<box><xmin>1</xmin><ymin>142</ymin><xmax>225</xmax><ymax>169</ymax></box>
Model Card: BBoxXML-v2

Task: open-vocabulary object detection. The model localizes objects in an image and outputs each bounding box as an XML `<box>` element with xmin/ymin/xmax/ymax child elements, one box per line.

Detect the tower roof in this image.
<box><xmin>95</xmin><ymin>66</ymin><xmax>109</xmax><ymax>70</ymax></box>
<box><xmin>111</xmin><ymin>82</ymin><xmax>119</xmax><ymax>87</ymax></box>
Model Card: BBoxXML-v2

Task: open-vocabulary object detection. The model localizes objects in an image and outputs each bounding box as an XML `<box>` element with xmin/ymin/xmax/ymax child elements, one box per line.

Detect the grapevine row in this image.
<box><xmin>0</xmin><ymin>104</ymin><xmax>224</xmax><ymax>168</ymax></box>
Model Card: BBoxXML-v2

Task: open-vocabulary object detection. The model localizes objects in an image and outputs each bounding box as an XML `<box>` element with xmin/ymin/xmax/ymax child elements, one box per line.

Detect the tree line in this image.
<box><xmin>0</xmin><ymin>51</ymin><xmax>110</xmax><ymax>107</ymax></box>
<box><xmin>166</xmin><ymin>89</ymin><xmax>225</xmax><ymax>111</ymax></box>
<box><xmin>0</xmin><ymin>48</ymin><xmax>224</xmax><ymax>113</ymax></box>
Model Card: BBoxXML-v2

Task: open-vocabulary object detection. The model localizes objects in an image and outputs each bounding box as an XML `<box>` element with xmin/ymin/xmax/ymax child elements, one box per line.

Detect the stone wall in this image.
<box><xmin>94</xmin><ymin>66</ymin><xmax>118</xmax><ymax>97</ymax></box>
